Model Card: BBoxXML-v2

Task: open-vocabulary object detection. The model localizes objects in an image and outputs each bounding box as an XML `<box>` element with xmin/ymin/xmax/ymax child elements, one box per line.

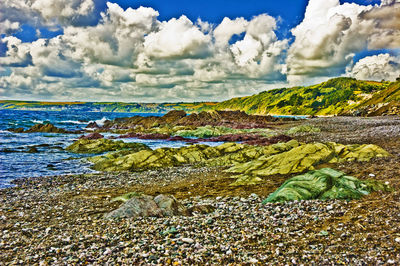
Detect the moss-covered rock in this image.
<box><xmin>86</xmin><ymin>139</ymin><xmax>390</xmax><ymax>181</ymax></box>
<box><xmin>227</xmin><ymin>142</ymin><xmax>333</xmax><ymax>176</ymax></box>
<box><xmin>226</xmin><ymin>142</ymin><xmax>390</xmax><ymax>178</ymax></box>
<box><xmin>263</xmin><ymin>168</ymin><xmax>391</xmax><ymax>203</ymax></box>
<box><xmin>66</xmin><ymin>139</ymin><xmax>150</xmax><ymax>154</ymax></box>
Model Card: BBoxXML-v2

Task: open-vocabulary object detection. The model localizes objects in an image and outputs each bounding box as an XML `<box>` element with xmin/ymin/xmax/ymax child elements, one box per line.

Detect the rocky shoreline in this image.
<box><xmin>1</xmin><ymin>116</ymin><xmax>400</xmax><ymax>264</ymax></box>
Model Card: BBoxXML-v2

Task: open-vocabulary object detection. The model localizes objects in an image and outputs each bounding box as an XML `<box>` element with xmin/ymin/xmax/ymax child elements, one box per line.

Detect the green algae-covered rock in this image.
<box><xmin>227</xmin><ymin>142</ymin><xmax>390</xmax><ymax>178</ymax></box>
<box><xmin>263</xmin><ymin>168</ymin><xmax>390</xmax><ymax>203</ymax></box>
<box><xmin>66</xmin><ymin>139</ymin><xmax>150</xmax><ymax>154</ymax></box>
<box><xmin>286</xmin><ymin>125</ymin><xmax>321</xmax><ymax>135</ymax></box>
<box><xmin>227</xmin><ymin>142</ymin><xmax>334</xmax><ymax>176</ymax></box>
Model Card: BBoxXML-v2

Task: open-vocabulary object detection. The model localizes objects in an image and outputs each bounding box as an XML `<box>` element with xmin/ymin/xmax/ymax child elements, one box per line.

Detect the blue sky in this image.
<box><xmin>0</xmin><ymin>0</ymin><xmax>399</xmax><ymax>102</ymax></box>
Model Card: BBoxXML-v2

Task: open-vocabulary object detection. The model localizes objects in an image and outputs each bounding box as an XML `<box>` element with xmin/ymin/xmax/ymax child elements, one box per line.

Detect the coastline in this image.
<box><xmin>1</xmin><ymin>116</ymin><xmax>400</xmax><ymax>264</ymax></box>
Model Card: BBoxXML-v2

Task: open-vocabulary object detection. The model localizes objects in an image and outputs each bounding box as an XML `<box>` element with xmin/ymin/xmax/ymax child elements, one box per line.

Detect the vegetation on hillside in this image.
<box><xmin>214</xmin><ymin>78</ymin><xmax>397</xmax><ymax>115</ymax></box>
<box><xmin>1</xmin><ymin>77</ymin><xmax>399</xmax><ymax>116</ymax></box>
<box><xmin>0</xmin><ymin>101</ymin><xmax>216</xmax><ymax>113</ymax></box>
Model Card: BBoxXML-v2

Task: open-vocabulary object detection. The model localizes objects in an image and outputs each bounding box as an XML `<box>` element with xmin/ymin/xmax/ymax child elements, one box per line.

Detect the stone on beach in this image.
<box><xmin>105</xmin><ymin>194</ymin><xmax>210</xmax><ymax>219</ymax></box>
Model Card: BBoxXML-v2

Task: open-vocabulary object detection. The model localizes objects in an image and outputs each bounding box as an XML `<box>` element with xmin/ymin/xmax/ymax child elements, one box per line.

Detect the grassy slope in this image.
<box><xmin>214</xmin><ymin>78</ymin><xmax>399</xmax><ymax>115</ymax></box>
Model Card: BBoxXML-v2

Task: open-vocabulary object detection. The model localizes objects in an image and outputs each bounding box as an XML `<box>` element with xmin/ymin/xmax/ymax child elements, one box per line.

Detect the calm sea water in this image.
<box><xmin>0</xmin><ymin>109</ymin><xmax>198</xmax><ymax>188</ymax></box>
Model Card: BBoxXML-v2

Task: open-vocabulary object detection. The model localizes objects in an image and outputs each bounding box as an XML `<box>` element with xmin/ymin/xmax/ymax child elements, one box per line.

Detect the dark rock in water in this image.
<box><xmin>105</xmin><ymin>195</ymin><xmax>164</xmax><ymax>219</ymax></box>
<box><xmin>100</xmin><ymin>110</ymin><xmax>294</xmax><ymax>130</ymax></box>
<box><xmin>0</xmin><ymin>148</ymin><xmax>18</xmax><ymax>153</ymax></box>
<box><xmin>118</xmin><ymin>133</ymin><xmax>170</xmax><ymax>140</ymax></box>
<box><xmin>24</xmin><ymin>123</ymin><xmax>79</xmax><ymax>134</ymax></box>
<box><xmin>263</xmin><ymin>168</ymin><xmax>391</xmax><ymax>203</ymax></box>
<box><xmin>86</xmin><ymin>122</ymin><xmax>99</xmax><ymax>128</ymax></box>
<box><xmin>80</xmin><ymin>132</ymin><xmax>104</xmax><ymax>140</ymax></box>
<box><xmin>27</xmin><ymin>146</ymin><xmax>39</xmax><ymax>153</ymax></box>
<box><xmin>117</xmin><ymin>132</ymin><xmax>141</xmax><ymax>138</ymax></box>
<box><xmin>7</xmin><ymin>127</ymin><xmax>25</xmax><ymax>133</ymax></box>
<box><xmin>105</xmin><ymin>194</ymin><xmax>214</xmax><ymax>219</ymax></box>
<box><xmin>138</xmin><ymin>133</ymin><xmax>170</xmax><ymax>139</ymax></box>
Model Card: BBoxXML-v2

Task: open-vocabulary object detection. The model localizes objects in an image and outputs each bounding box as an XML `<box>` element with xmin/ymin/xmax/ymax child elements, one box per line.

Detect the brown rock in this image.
<box><xmin>79</xmin><ymin>132</ymin><xmax>104</xmax><ymax>140</ymax></box>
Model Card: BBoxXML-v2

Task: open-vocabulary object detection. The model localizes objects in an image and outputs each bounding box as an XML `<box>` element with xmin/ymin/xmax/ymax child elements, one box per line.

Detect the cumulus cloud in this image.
<box><xmin>360</xmin><ymin>1</ymin><xmax>400</xmax><ymax>49</ymax></box>
<box><xmin>286</xmin><ymin>0</ymin><xmax>400</xmax><ymax>84</ymax></box>
<box><xmin>143</xmin><ymin>15</ymin><xmax>211</xmax><ymax>59</ymax></box>
<box><xmin>0</xmin><ymin>0</ymin><xmax>101</xmax><ymax>34</ymax></box>
<box><xmin>348</xmin><ymin>53</ymin><xmax>400</xmax><ymax>81</ymax></box>
<box><xmin>213</xmin><ymin>17</ymin><xmax>248</xmax><ymax>48</ymax></box>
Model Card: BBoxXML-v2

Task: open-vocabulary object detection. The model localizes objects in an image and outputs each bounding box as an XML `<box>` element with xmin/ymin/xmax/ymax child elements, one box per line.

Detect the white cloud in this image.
<box><xmin>0</xmin><ymin>0</ymin><xmax>100</xmax><ymax>34</ymax></box>
<box><xmin>214</xmin><ymin>17</ymin><xmax>248</xmax><ymax>48</ymax></box>
<box><xmin>348</xmin><ymin>53</ymin><xmax>400</xmax><ymax>81</ymax></box>
<box><xmin>286</xmin><ymin>0</ymin><xmax>373</xmax><ymax>83</ymax></box>
<box><xmin>143</xmin><ymin>15</ymin><xmax>211</xmax><ymax>59</ymax></box>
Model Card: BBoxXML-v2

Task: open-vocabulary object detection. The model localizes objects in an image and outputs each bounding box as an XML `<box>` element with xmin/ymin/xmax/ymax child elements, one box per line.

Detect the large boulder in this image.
<box><xmin>154</xmin><ymin>194</ymin><xmax>189</xmax><ymax>216</ymax></box>
<box><xmin>66</xmin><ymin>139</ymin><xmax>150</xmax><ymax>154</ymax></box>
<box><xmin>263</xmin><ymin>168</ymin><xmax>391</xmax><ymax>203</ymax></box>
<box><xmin>105</xmin><ymin>195</ymin><xmax>164</xmax><ymax>219</ymax></box>
<box><xmin>105</xmin><ymin>194</ymin><xmax>212</xmax><ymax>219</ymax></box>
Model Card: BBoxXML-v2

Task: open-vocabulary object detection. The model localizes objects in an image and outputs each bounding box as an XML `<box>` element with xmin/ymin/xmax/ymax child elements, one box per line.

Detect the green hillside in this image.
<box><xmin>214</xmin><ymin>78</ymin><xmax>398</xmax><ymax>116</ymax></box>
<box><xmin>0</xmin><ymin>101</ymin><xmax>217</xmax><ymax>113</ymax></box>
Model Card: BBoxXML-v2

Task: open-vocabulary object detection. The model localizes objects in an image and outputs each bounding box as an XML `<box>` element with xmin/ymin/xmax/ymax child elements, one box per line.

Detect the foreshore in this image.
<box><xmin>1</xmin><ymin>116</ymin><xmax>400</xmax><ymax>264</ymax></box>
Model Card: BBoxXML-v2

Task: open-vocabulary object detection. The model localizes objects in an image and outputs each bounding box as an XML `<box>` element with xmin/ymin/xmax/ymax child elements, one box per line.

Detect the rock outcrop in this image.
<box><xmin>101</xmin><ymin>110</ymin><xmax>293</xmax><ymax>130</ymax></box>
<box><xmin>263</xmin><ymin>168</ymin><xmax>391</xmax><ymax>203</ymax></box>
<box><xmin>226</xmin><ymin>142</ymin><xmax>390</xmax><ymax>182</ymax></box>
<box><xmin>66</xmin><ymin>139</ymin><xmax>150</xmax><ymax>154</ymax></box>
<box><xmin>88</xmin><ymin>140</ymin><xmax>390</xmax><ymax>188</ymax></box>
<box><xmin>9</xmin><ymin>123</ymin><xmax>80</xmax><ymax>134</ymax></box>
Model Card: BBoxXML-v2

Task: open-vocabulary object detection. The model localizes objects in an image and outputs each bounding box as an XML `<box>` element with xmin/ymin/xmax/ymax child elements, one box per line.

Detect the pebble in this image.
<box><xmin>181</xmin><ymin>238</ymin><xmax>194</xmax><ymax>244</ymax></box>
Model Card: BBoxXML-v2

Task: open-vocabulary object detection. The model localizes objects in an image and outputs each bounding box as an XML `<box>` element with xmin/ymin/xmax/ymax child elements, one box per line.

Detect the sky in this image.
<box><xmin>0</xmin><ymin>0</ymin><xmax>399</xmax><ymax>102</ymax></box>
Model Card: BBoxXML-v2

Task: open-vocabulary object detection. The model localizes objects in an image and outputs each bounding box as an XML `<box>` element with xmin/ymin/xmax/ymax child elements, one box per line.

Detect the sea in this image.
<box><xmin>0</xmin><ymin>109</ymin><xmax>222</xmax><ymax>189</ymax></box>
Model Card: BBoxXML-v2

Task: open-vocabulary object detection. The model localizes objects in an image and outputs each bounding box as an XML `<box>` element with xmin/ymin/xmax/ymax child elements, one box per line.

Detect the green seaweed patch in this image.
<box><xmin>263</xmin><ymin>168</ymin><xmax>391</xmax><ymax>203</ymax></box>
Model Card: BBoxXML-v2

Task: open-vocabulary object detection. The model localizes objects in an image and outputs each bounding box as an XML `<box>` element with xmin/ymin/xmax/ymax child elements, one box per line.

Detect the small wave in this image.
<box><xmin>60</xmin><ymin>120</ymin><xmax>88</xmax><ymax>125</ymax></box>
<box><xmin>89</xmin><ymin>117</ymin><xmax>108</xmax><ymax>127</ymax></box>
<box><xmin>31</xmin><ymin>119</ymin><xmax>44</xmax><ymax>124</ymax></box>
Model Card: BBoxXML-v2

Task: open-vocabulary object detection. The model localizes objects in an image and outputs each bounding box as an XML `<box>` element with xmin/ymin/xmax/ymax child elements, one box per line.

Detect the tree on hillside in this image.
<box><xmin>396</xmin><ymin>75</ymin><xmax>400</xmax><ymax>82</ymax></box>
